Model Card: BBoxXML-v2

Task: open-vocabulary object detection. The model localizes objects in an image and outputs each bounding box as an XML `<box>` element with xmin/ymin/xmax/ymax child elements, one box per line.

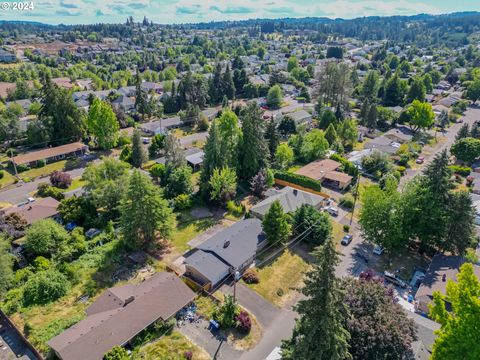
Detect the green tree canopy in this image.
<box><xmin>209</xmin><ymin>167</ymin><xmax>237</xmax><ymax>205</ymax></box>
<box><xmin>87</xmin><ymin>97</ymin><xmax>119</xmax><ymax>150</ymax></box>
<box><xmin>120</xmin><ymin>170</ymin><xmax>175</xmax><ymax>249</ymax></box>
<box><xmin>267</xmin><ymin>85</ymin><xmax>283</xmax><ymax>109</ymax></box>
<box><xmin>405</xmin><ymin>100</ymin><xmax>435</xmax><ymax>132</ymax></box>
<box><xmin>300</xmin><ymin>129</ymin><xmax>329</xmax><ymax>162</ymax></box>
<box><xmin>429</xmin><ymin>263</ymin><xmax>480</xmax><ymax>360</ymax></box>
<box><xmin>261</xmin><ymin>200</ymin><xmax>291</xmax><ymax>245</ymax></box>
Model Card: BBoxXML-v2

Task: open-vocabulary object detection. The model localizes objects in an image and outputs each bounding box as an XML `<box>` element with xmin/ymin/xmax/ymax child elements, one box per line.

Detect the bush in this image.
<box><xmin>215</xmin><ymin>295</ymin><xmax>239</xmax><ymax>329</ymax></box>
<box><xmin>236</xmin><ymin>311</ymin><xmax>252</xmax><ymax>334</ymax></box>
<box><xmin>174</xmin><ymin>194</ymin><xmax>192</xmax><ymax>211</ymax></box>
<box><xmin>448</xmin><ymin>165</ymin><xmax>471</xmax><ymax>176</ymax></box>
<box><xmin>103</xmin><ymin>346</ymin><xmax>129</xmax><ymax>360</ymax></box>
<box><xmin>16</xmin><ymin>164</ymin><xmax>30</xmax><ymax>173</ymax></box>
<box><xmin>226</xmin><ymin>200</ymin><xmax>244</xmax><ymax>218</ymax></box>
<box><xmin>243</xmin><ymin>268</ymin><xmax>259</xmax><ymax>284</ymax></box>
<box><xmin>0</xmin><ymin>170</ymin><xmax>3</xmax><ymax>179</ymax></box>
<box><xmin>184</xmin><ymin>351</ymin><xmax>193</xmax><ymax>360</ymax></box>
<box><xmin>50</xmin><ymin>171</ymin><xmax>72</xmax><ymax>189</ymax></box>
<box><xmin>274</xmin><ymin>171</ymin><xmax>322</xmax><ymax>192</ymax></box>
<box><xmin>329</xmin><ymin>154</ymin><xmax>359</xmax><ymax>178</ymax></box>
<box><xmin>22</xmin><ymin>270</ymin><xmax>70</xmax><ymax>306</ymax></box>
<box><xmin>343</xmin><ymin>224</ymin><xmax>350</xmax><ymax>232</ymax></box>
<box><xmin>149</xmin><ymin>163</ymin><xmax>166</xmax><ymax>181</ymax></box>
<box><xmin>340</xmin><ymin>194</ymin><xmax>355</xmax><ymax>210</ymax></box>
<box><xmin>396</xmin><ymin>166</ymin><xmax>406</xmax><ymax>175</ymax></box>
<box><xmin>37</xmin><ymin>183</ymin><xmax>64</xmax><ymax>200</ymax></box>
<box><xmin>36</xmin><ymin>159</ymin><xmax>46</xmax><ymax>168</ymax></box>
<box><xmin>6</xmin><ymin>148</ymin><xmax>17</xmax><ymax>157</ymax></box>
<box><xmin>33</xmin><ymin>256</ymin><xmax>51</xmax><ymax>271</ymax></box>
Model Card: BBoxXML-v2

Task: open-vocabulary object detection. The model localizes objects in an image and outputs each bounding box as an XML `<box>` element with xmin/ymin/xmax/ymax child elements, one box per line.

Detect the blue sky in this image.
<box><xmin>1</xmin><ymin>0</ymin><xmax>480</xmax><ymax>25</ymax></box>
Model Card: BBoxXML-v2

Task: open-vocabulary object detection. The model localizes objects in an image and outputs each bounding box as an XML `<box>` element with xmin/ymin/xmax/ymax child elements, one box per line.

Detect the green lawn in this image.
<box><xmin>19</xmin><ymin>160</ymin><xmax>68</xmax><ymax>180</ymax></box>
<box><xmin>170</xmin><ymin>216</ymin><xmax>217</xmax><ymax>253</ymax></box>
<box><xmin>331</xmin><ymin>220</ymin><xmax>347</xmax><ymax>244</ymax></box>
<box><xmin>63</xmin><ymin>178</ymin><xmax>85</xmax><ymax>192</ymax></box>
<box><xmin>246</xmin><ymin>250</ymin><xmax>310</xmax><ymax>307</ymax></box>
<box><xmin>133</xmin><ymin>331</ymin><xmax>210</xmax><ymax>360</ymax></box>
<box><xmin>0</xmin><ymin>170</ymin><xmax>15</xmax><ymax>188</ymax></box>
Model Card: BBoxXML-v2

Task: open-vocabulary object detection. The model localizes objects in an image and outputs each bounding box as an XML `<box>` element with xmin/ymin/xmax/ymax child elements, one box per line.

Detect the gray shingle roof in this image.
<box><xmin>250</xmin><ymin>186</ymin><xmax>325</xmax><ymax>218</ymax></box>
<box><xmin>185</xmin><ymin>250</ymin><xmax>231</xmax><ymax>285</ymax></box>
<box><xmin>197</xmin><ymin>218</ymin><xmax>265</xmax><ymax>269</ymax></box>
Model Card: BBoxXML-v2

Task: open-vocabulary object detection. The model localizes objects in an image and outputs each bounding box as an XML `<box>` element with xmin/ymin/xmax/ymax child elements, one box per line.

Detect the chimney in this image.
<box><xmin>442</xmin><ymin>274</ymin><xmax>446</xmax><ymax>282</ymax></box>
<box><xmin>223</xmin><ymin>240</ymin><xmax>230</xmax><ymax>248</ymax></box>
<box><xmin>293</xmin><ymin>189</ymin><xmax>298</xmax><ymax>195</ymax></box>
<box><xmin>123</xmin><ymin>295</ymin><xmax>135</xmax><ymax>306</ymax></box>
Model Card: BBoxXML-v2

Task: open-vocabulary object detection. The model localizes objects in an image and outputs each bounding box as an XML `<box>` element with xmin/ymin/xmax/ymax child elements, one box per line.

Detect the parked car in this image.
<box><xmin>373</xmin><ymin>245</ymin><xmax>384</xmax><ymax>255</ymax></box>
<box><xmin>341</xmin><ymin>234</ymin><xmax>353</xmax><ymax>246</ymax></box>
<box><xmin>416</xmin><ymin>156</ymin><xmax>425</xmax><ymax>164</ymax></box>
<box><xmin>142</xmin><ymin>137</ymin><xmax>150</xmax><ymax>144</ymax></box>
<box><xmin>383</xmin><ymin>271</ymin><xmax>407</xmax><ymax>288</ymax></box>
<box><xmin>325</xmin><ymin>206</ymin><xmax>339</xmax><ymax>216</ymax></box>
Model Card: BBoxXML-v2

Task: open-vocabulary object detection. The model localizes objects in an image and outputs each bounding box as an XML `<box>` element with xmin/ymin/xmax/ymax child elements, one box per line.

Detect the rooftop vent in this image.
<box><xmin>223</xmin><ymin>240</ymin><xmax>230</xmax><ymax>248</ymax></box>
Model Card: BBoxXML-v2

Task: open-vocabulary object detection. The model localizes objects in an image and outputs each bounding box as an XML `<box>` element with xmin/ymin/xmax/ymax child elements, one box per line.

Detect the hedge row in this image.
<box><xmin>329</xmin><ymin>154</ymin><xmax>359</xmax><ymax>178</ymax></box>
<box><xmin>449</xmin><ymin>165</ymin><xmax>471</xmax><ymax>177</ymax></box>
<box><xmin>274</xmin><ymin>171</ymin><xmax>322</xmax><ymax>192</ymax></box>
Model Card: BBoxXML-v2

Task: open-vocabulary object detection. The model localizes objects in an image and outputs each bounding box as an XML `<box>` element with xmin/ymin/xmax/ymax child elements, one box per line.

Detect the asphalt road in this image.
<box><xmin>400</xmin><ymin>105</ymin><xmax>480</xmax><ymax>186</ymax></box>
<box><xmin>0</xmin><ymin>167</ymin><xmax>85</xmax><ymax>206</ymax></box>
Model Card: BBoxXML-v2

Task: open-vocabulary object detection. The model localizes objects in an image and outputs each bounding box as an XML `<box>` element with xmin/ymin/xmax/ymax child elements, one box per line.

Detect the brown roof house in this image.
<box><xmin>11</xmin><ymin>142</ymin><xmax>88</xmax><ymax>167</ymax></box>
<box><xmin>2</xmin><ymin>197</ymin><xmax>60</xmax><ymax>225</ymax></box>
<box><xmin>415</xmin><ymin>254</ymin><xmax>480</xmax><ymax>315</ymax></box>
<box><xmin>48</xmin><ymin>272</ymin><xmax>195</xmax><ymax>360</ymax></box>
<box><xmin>295</xmin><ymin>159</ymin><xmax>353</xmax><ymax>190</ymax></box>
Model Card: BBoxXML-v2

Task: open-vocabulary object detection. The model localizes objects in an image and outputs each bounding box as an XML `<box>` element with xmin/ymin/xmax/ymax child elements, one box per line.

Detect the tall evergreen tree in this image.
<box><xmin>120</xmin><ymin>170</ymin><xmax>175</xmax><ymax>249</ymax></box>
<box><xmin>39</xmin><ymin>74</ymin><xmax>85</xmax><ymax>145</ymax></box>
<box><xmin>282</xmin><ymin>237</ymin><xmax>351</xmax><ymax>360</ymax></box>
<box><xmin>163</xmin><ymin>133</ymin><xmax>186</xmax><ymax>169</ymax></box>
<box><xmin>262</xmin><ymin>200</ymin><xmax>291</xmax><ymax>245</ymax></box>
<box><xmin>222</xmin><ymin>64</ymin><xmax>236</xmax><ymax>100</ymax></box>
<box><xmin>238</xmin><ymin>103</ymin><xmax>269</xmax><ymax>179</ymax></box>
<box><xmin>201</xmin><ymin>121</ymin><xmax>222</xmax><ymax>191</ymax></box>
<box><xmin>0</xmin><ymin>234</ymin><xmax>14</xmax><ymax>298</ymax></box>
<box><xmin>134</xmin><ymin>71</ymin><xmax>150</xmax><ymax>121</ymax></box>
<box><xmin>265</xmin><ymin>120</ymin><xmax>279</xmax><ymax>160</ymax></box>
<box><xmin>383</xmin><ymin>73</ymin><xmax>402</xmax><ymax>106</ymax></box>
<box><xmin>407</xmin><ymin>76</ymin><xmax>426</xmax><ymax>103</ymax></box>
<box><xmin>366</xmin><ymin>103</ymin><xmax>378</xmax><ymax>130</ymax></box>
<box><xmin>131</xmin><ymin>130</ymin><xmax>147</xmax><ymax>168</ymax></box>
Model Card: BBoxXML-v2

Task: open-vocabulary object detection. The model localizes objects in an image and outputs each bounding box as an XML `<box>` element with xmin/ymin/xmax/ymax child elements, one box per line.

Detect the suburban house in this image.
<box><xmin>139</xmin><ymin>116</ymin><xmax>182</xmax><ymax>135</ymax></box>
<box><xmin>48</xmin><ymin>272</ymin><xmax>195</xmax><ymax>360</ymax></box>
<box><xmin>111</xmin><ymin>95</ymin><xmax>135</xmax><ymax>112</ymax></box>
<box><xmin>283</xmin><ymin>109</ymin><xmax>312</xmax><ymax>126</ymax></box>
<box><xmin>0</xmin><ymin>49</ymin><xmax>17</xmax><ymax>63</ymax></box>
<box><xmin>415</xmin><ymin>254</ymin><xmax>480</xmax><ymax>315</ymax></box>
<box><xmin>295</xmin><ymin>159</ymin><xmax>353</xmax><ymax>190</ymax></box>
<box><xmin>250</xmin><ymin>186</ymin><xmax>326</xmax><ymax>219</ymax></box>
<box><xmin>383</xmin><ymin>125</ymin><xmax>414</xmax><ymax>144</ymax></box>
<box><xmin>184</xmin><ymin>219</ymin><xmax>266</xmax><ymax>289</ymax></box>
<box><xmin>364</xmin><ymin>136</ymin><xmax>401</xmax><ymax>155</ymax></box>
<box><xmin>2</xmin><ymin>197</ymin><xmax>60</xmax><ymax>225</ymax></box>
<box><xmin>11</xmin><ymin>142</ymin><xmax>88</xmax><ymax>168</ymax></box>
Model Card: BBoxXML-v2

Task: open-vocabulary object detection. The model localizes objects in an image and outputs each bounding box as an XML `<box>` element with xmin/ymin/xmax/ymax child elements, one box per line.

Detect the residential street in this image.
<box><xmin>400</xmin><ymin>105</ymin><xmax>480</xmax><ymax>186</ymax></box>
<box><xmin>0</xmin><ymin>167</ymin><xmax>85</xmax><ymax>206</ymax></box>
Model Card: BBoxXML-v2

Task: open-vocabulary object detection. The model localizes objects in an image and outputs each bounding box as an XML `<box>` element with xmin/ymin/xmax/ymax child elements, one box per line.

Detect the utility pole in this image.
<box><xmin>233</xmin><ymin>270</ymin><xmax>240</xmax><ymax>303</ymax></box>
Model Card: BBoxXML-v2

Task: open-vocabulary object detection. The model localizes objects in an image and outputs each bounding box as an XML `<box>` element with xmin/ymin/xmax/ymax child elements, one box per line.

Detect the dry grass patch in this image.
<box><xmin>134</xmin><ymin>331</ymin><xmax>210</xmax><ymax>360</ymax></box>
<box><xmin>247</xmin><ymin>250</ymin><xmax>310</xmax><ymax>307</ymax></box>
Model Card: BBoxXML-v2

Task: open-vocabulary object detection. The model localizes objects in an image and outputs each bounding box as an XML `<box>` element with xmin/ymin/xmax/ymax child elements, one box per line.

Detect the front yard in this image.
<box><xmin>133</xmin><ymin>331</ymin><xmax>210</xmax><ymax>360</ymax></box>
<box><xmin>246</xmin><ymin>250</ymin><xmax>310</xmax><ymax>307</ymax></box>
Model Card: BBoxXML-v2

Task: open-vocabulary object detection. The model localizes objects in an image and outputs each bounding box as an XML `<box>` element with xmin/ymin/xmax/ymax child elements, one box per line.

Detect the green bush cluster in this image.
<box><xmin>448</xmin><ymin>165</ymin><xmax>471</xmax><ymax>177</ymax></box>
<box><xmin>226</xmin><ymin>200</ymin><xmax>245</xmax><ymax>218</ymax></box>
<box><xmin>274</xmin><ymin>171</ymin><xmax>322</xmax><ymax>192</ymax></box>
<box><xmin>329</xmin><ymin>153</ymin><xmax>359</xmax><ymax>178</ymax></box>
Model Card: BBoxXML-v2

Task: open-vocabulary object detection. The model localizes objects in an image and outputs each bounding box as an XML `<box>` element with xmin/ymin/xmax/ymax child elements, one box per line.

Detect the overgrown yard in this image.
<box><xmin>246</xmin><ymin>250</ymin><xmax>310</xmax><ymax>307</ymax></box>
<box><xmin>133</xmin><ymin>331</ymin><xmax>210</xmax><ymax>360</ymax></box>
<box><xmin>19</xmin><ymin>160</ymin><xmax>69</xmax><ymax>180</ymax></box>
<box><xmin>6</xmin><ymin>240</ymin><xmax>138</xmax><ymax>355</ymax></box>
